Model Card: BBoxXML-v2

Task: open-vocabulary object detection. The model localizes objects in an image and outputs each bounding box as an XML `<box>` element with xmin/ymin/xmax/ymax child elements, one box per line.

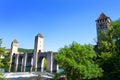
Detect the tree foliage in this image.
<box><xmin>55</xmin><ymin>42</ymin><xmax>102</xmax><ymax>80</ymax></box>
<box><xmin>0</xmin><ymin>39</ymin><xmax>9</xmax><ymax>79</ymax></box>
<box><xmin>0</xmin><ymin>72</ymin><xmax>7</xmax><ymax>80</ymax></box>
<box><xmin>18</xmin><ymin>48</ymin><xmax>34</xmax><ymax>53</ymax></box>
<box><xmin>97</xmin><ymin>19</ymin><xmax>120</xmax><ymax>80</ymax></box>
<box><xmin>0</xmin><ymin>39</ymin><xmax>6</xmax><ymax>67</ymax></box>
<box><xmin>0</xmin><ymin>39</ymin><xmax>10</xmax><ymax>71</ymax></box>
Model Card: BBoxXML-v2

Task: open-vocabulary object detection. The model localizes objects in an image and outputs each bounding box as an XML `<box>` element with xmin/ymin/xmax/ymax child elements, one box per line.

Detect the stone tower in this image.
<box><xmin>33</xmin><ymin>33</ymin><xmax>44</xmax><ymax>71</ymax></box>
<box><xmin>96</xmin><ymin>13</ymin><xmax>111</xmax><ymax>42</ymax></box>
<box><xmin>9</xmin><ymin>39</ymin><xmax>18</xmax><ymax>72</ymax></box>
<box><xmin>34</xmin><ymin>33</ymin><xmax>44</xmax><ymax>53</ymax></box>
<box><xmin>10</xmin><ymin>39</ymin><xmax>19</xmax><ymax>56</ymax></box>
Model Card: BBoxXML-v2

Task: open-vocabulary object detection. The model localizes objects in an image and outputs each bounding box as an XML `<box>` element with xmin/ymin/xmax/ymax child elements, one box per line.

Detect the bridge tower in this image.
<box><xmin>33</xmin><ymin>33</ymin><xmax>44</xmax><ymax>71</ymax></box>
<box><xmin>10</xmin><ymin>39</ymin><xmax>19</xmax><ymax>56</ymax></box>
<box><xmin>9</xmin><ymin>39</ymin><xmax>19</xmax><ymax>72</ymax></box>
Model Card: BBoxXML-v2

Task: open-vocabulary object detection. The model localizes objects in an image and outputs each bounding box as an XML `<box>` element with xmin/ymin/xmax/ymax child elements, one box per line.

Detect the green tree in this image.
<box><xmin>55</xmin><ymin>42</ymin><xmax>102</xmax><ymax>80</ymax></box>
<box><xmin>0</xmin><ymin>39</ymin><xmax>6</xmax><ymax>67</ymax></box>
<box><xmin>0</xmin><ymin>39</ymin><xmax>10</xmax><ymax>71</ymax></box>
<box><xmin>0</xmin><ymin>39</ymin><xmax>8</xmax><ymax>79</ymax></box>
<box><xmin>97</xmin><ymin>19</ymin><xmax>120</xmax><ymax>80</ymax></box>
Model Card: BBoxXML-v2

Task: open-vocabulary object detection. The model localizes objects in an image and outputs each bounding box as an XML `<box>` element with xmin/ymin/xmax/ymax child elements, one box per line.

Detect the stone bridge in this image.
<box><xmin>9</xmin><ymin>33</ymin><xmax>58</xmax><ymax>73</ymax></box>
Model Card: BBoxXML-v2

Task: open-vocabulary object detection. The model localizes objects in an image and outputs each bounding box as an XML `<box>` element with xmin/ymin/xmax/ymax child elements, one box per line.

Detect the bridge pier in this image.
<box><xmin>20</xmin><ymin>57</ymin><xmax>23</xmax><ymax>72</ymax></box>
<box><xmin>33</xmin><ymin>52</ymin><xmax>38</xmax><ymax>72</ymax></box>
<box><xmin>30</xmin><ymin>58</ymin><xmax>33</xmax><ymax>72</ymax></box>
<box><xmin>46</xmin><ymin>52</ymin><xmax>53</xmax><ymax>73</ymax></box>
<box><xmin>15</xmin><ymin>54</ymin><xmax>19</xmax><ymax>72</ymax></box>
<box><xmin>23</xmin><ymin>53</ymin><xmax>27</xmax><ymax>72</ymax></box>
<box><xmin>9</xmin><ymin>55</ymin><xmax>13</xmax><ymax>72</ymax></box>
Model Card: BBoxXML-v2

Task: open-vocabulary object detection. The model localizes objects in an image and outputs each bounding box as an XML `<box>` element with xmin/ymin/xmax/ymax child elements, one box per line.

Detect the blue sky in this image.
<box><xmin>0</xmin><ymin>0</ymin><xmax>120</xmax><ymax>51</ymax></box>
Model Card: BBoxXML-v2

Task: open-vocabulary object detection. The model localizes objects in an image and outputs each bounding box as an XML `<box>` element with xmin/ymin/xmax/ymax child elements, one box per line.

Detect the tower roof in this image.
<box><xmin>13</xmin><ymin>39</ymin><xmax>18</xmax><ymax>43</ymax></box>
<box><xmin>37</xmin><ymin>33</ymin><xmax>44</xmax><ymax>38</ymax></box>
<box><xmin>97</xmin><ymin>13</ymin><xmax>109</xmax><ymax>20</ymax></box>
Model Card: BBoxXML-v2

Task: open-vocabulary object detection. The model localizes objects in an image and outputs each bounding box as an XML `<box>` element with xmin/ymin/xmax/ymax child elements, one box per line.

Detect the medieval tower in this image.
<box><xmin>33</xmin><ymin>33</ymin><xmax>44</xmax><ymax>71</ymax></box>
<box><xmin>9</xmin><ymin>39</ymin><xmax>18</xmax><ymax>72</ymax></box>
<box><xmin>10</xmin><ymin>39</ymin><xmax>19</xmax><ymax>56</ymax></box>
<box><xmin>96</xmin><ymin>13</ymin><xmax>111</xmax><ymax>42</ymax></box>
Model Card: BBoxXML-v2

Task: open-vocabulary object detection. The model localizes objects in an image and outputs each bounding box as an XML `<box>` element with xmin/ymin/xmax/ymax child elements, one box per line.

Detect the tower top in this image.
<box><xmin>96</xmin><ymin>12</ymin><xmax>110</xmax><ymax>20</ymax></box>
<box><xmin>37</xmin><ymin>33</ymin><xmax>44</xmax><ymax>38</ymax></box>
<box><xmin>13</xmin><ymin>39</ymin><xmax>18</xmax><ymax>43</ymax></box>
